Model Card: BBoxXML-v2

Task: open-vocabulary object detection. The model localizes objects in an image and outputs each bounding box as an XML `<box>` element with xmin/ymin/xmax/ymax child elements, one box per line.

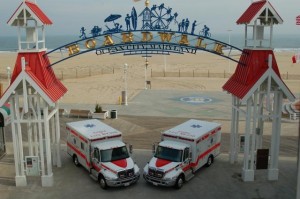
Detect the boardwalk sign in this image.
<box><xmin>46</xmin><ymin>2</ymin><xmax>243</xmax><ymax>67</ymax></box>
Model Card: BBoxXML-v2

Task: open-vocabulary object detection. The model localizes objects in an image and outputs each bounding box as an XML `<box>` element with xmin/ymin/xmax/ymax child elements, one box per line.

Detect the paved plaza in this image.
<box><xmin>0</xmin><ymin>90</ymin><xmax>298</xmax><ymax>199</ymax></box>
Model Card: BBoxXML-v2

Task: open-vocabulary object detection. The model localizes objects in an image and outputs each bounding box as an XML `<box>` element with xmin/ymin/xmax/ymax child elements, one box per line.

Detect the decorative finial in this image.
<box><xmin>145</xmin><ymin>0</ymin><xmax>149</xmax><ymax>7</ymax></box>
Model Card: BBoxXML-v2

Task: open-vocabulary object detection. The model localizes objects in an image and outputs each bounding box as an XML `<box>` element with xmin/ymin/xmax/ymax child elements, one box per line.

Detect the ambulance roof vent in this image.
<box><xmin>84</xmin><ymin>124</ymin><xmax>95</xmax><ymax>128</ymax></box>
<box><xmin>191</xmin><ymin>124</ymin><xmax>202</xmax><ymax>128</ymax></box>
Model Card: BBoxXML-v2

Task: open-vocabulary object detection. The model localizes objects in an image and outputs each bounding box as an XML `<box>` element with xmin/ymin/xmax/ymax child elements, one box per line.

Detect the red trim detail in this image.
<box><xmin>156</xmin><ymin>158</ymin><xmax>171</xmax><ymax>167</ymax></box>
<box><xmin>101</xmin><ymin>164</ymin><xmax>117</xmax><ymax>174</ymax></box>
<box><xmin>190</xmin><ymin>142</ymin><xmax>221</xmax><ymax>167</ymax></box>
<box><xmin>112</xmin><ymin>159</ymin><xmax>127</xmax><ymax>168</ymax></box>
<box><xmin>108</xmin><ymin>134</ymin><xmax>122</xmax><ymax>139</ymax></box>
<box><xmin>92</xmin><ymin>162</ymin><xmax>101</xmax><ymax>172</ymax></box>
<box><xmin>67</xmin><ymin>142</ymin><xmax>90</xmax><ymax>167</ymax></box>
<box><xmin>163</xmin><ymin>134</ymin><xmax>177</xmax><ymax>139</ymax></box>
<box><xmin>182</xmin><ymin>164</ymin><xmax>192</xmax><ymax>172</ymax></box>
<box><xmin>91</xmin><ymin>137</ymin><xmax>105</xmax><ymax>142</ymax></box>
<box><xmin>179</xmin><ymin>137</ymin><xmax>194</xmax><ymax>142</ymax></box>
<box><xmin>70</xmin><ymin>129</ymin><xmax>78</xmax><ymax>137</ymax></box>
<box><xmin>79</xmin><ymin>135</ymin><xmax>88</xmax><ymax>143</ymax></box>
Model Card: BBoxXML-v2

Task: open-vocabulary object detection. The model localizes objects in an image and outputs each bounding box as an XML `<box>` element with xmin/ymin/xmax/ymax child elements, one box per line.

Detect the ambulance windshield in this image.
<box><xmin>101</xmin><ymin>146</ymin><xmax>129</xmax><ymax>162</ymax></box>
<box><xmin>154</xmin><ymin>146</ymin><xmax>182</xmax><ymax>162</ymax></box>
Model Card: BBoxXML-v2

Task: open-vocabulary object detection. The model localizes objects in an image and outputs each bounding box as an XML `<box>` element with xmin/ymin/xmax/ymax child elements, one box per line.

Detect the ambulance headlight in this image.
<box><xmin>164</xmin><ymin>175</ymin><xmax>177</xmax><ymax>181</ymax></box>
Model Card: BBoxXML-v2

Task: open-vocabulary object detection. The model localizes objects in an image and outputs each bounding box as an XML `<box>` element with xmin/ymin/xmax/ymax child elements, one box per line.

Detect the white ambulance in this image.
<box><xmin>66</xmin><ymin>119</ymin><xmax>140</xmax><ymax>189</ymax></box>
<box><xmin>143</xmin><ymin>119</ymin><xmax>221</xmax><ymax>189</ymax></box>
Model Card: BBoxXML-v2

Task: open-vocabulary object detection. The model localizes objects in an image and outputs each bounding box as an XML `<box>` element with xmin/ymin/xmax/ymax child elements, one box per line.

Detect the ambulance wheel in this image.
<box><xmin>99</xmin><ymin>175</ymin><xmax>108</xmax><ymax>189</ymax></box>
<box><xmin>73</xmin><ymin>155</ymin><xmax>80</xmax><ymax>167</ymax></box>
<box><xmin>174</xmin><ymin>175</ymin><xmax>184</xmax><ymax>189</ymax></box>
<box><xmin>206</xmin><ymin>155</ymin><xmax>214</xmax><ymax>167</ymax></box>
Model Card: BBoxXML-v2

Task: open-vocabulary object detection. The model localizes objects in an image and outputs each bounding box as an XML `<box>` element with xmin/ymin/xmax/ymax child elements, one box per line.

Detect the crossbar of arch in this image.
<box><xmin>45</xmin><ymin>30</ymin><xmax>245</xmax><ymax>67</ymax></box>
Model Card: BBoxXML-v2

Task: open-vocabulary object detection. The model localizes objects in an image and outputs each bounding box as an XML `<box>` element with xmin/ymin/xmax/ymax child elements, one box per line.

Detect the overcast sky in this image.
<box><xmin>0</xmin><ymin>0</ymin><xmax>299</xmax><ymax>37</ymax></box>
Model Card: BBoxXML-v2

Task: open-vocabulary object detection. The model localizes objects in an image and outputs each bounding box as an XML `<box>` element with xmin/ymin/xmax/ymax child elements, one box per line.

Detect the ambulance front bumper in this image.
<box><xmin>106</xmin><ymin>174</ymin><xmax>140</xmax><ymax>187</ymax></box>
<box><xmin>143</xmin><ymin>174</ymin><xmax>176</xmax><ymax>187</ymax></box>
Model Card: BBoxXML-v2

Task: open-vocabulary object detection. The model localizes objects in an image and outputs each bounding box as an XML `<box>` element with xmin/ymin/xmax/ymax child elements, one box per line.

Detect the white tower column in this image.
<box><xmin>268</xmin><ymin>90</ymin><xmax>283</xmax><ymax>180</ymax></box>
<box><xmin>10</xmin><ymin>96</ymin><xmax>27</xmax><ymax>186</ymax></box>
<box><xmin>55</xmin><ymin>103</ymin><xmax>62</xmax><ymax>167</ymax></box>
<box><xmin>229</xmin><ymin>96</ymin><xmax>240</xmax><ymax>164</ymax></box>
<box><xmin>242</xmin><ymin>97</ymin><xmax>255</xmax><ymax>181</ymax></box>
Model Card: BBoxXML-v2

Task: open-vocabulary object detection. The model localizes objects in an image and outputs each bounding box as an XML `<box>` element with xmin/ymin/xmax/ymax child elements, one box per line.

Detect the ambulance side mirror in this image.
<box><xmin>189</xmin><ymin>151</ymin><xmax>192</xmax><ymax>162</ymax></box>
<box><xmin>129</xmin><ymin>144</ymin><xmax>133</xmax><ymax>154</ymax></box>
<box><xmin>152</xmin><ymin>144</ymin><xmax>156</xmax><ymax>154</ymax></box>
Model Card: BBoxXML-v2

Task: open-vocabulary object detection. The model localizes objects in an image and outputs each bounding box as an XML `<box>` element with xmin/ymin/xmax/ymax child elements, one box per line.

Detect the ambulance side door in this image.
<box><xmin>182</xmin><ymin>147</ymin><xmax>191</xmax><ymax>172</ymax></box>
<box><xmin>92</xmin><ymin>147</ymin><xmax>102</xmax><ymax>172</ymax></box>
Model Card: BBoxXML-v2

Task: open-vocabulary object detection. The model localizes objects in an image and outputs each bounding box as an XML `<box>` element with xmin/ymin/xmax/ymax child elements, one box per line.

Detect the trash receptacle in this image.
<box><xmin>110</xmin><ymin>110</ymin><xmax>117</xmax><ymax>119</ymax></box>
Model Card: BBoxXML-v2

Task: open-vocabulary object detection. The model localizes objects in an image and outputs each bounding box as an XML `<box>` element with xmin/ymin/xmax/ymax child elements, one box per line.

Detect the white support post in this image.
<box><xmin>33</xmin><ymin>122</ymin><xmax>39</xmax><ymax>156</ymax></box>
<box><xmin>35</xmin><ymin>21</ymin><xmax>38</xmax><ymax>51</ymax></box>
<box><xmin>42</xmin><ymin>104</ymin><xmax>53</xmax><ymax>187</ymax></box>
<box><xmin>42</xmin><ymin>26</ymin><xmax>46</xmax><ymax>49</ymax></box>
<box><xmin>266</xmin><ymin>55</ymin><xmax>272</xmax><ymax>112</ymax></box>
<box><xmin>11</xmin><ymin>95</ymin><xmax>27</xmax><ymax>186</ymax></box>
<box><xmin>21</xmin><ymin>57</ymin><xmax>29</xmax><ymax>113</ymax></box>
<box><xmin>234</xmin><ymin>97</ymin><xmax>240</xmax><ymax>162</ymax></box>
<box><xmin>268</xmin><ymin>91</ymin><xmax>282</xmax><ymax>180</ymax></box>
<box><xmin>242</xmin><ymin>98</ymin><xmax>254</xmax><ymax>181</ymax></box>
<box><xmin>250</xmin><ymin>91</ymin><xmax>258</xmax><ymax>170</ymax></box>
<box><xmin>55</xmin><ymin>103</ymin><xmax>62</xmax><ymax>167</ymax></box>
<box><xmin>230</xmin><ymin>96</ymin><xmax>239</xmax><ymax>164</ymax></box>
<box><xmin>27</xmin><ymin>121</ymin><xmax>33</xmax><ymax>156</ymax></box>
<box><xmin>36</xmin><ymin>96</ymin><xmax>45</xmax><ymax>177</ymax></box>
<box><xmin>10</xmin><ymin>97</ymin><xmax>27</xmax><ymax>186</ymax></box>
<box><xmin>51</xmin><ymin>116</ymin><xmax>57</xmax><ymax>166</ymax></box>
<box><xmin>256</xmin><ymin>92</ymin><xmax>265</xmax><ymax>149</ymax></box>
<box><xmin>229</xmin><ymin>96</ymin><xmax>236</xmax><ymax>164</ymax></box>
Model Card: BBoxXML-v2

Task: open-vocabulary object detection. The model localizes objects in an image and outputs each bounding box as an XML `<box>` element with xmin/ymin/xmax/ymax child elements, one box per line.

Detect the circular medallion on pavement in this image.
<box><xmin>180</xmin><ymin>96</ymin><xmax>213</xmax><ymax>104</ymax></box>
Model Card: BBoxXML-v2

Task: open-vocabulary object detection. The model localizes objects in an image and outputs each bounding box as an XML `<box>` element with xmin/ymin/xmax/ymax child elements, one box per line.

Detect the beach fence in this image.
<box><xmin>150</xmin><ymin>69</ymin><xmax>300</xmax><ymax>80</ymax></box>
<box><xmin>0</xmin><ymin>68</ymin><xmax>298</xmax><ymax>81</ymax></box>
<box><xmin>53</xmin><ymin>66</ymin><xmax>116</xmax><ymax>80</ymax></box>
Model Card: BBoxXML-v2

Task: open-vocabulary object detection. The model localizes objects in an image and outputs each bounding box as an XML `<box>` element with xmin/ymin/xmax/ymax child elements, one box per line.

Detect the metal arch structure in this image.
<box><xmin>45</xmin><ymin>2</ymin><xmax>246</xmax><ymax>67</ymax></box>
<box><xmin>46</xmin><ymin>30</ymin><xmax>244</xmax><ymax>67</ymax></box>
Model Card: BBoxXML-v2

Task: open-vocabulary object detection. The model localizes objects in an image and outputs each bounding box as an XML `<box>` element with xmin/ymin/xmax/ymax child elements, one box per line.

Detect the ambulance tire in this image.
<box><xmin>73</xmin><ymin>155</ymin><xmax>80</xmax><ymax>167</ymax></box>
<box><xmin>206</xmin><ymin>155</ymin><xmax>214</xmax><ymax>167</ymax></box>
<box><xmin>174</xmin><ymin>174</ymin><xmax>184</xmax><ymax>189</ymax></box>
<box><xmin>99</xmin><ymin>175</ymin><xmax>108</xmax><ymax>189</ymax></box>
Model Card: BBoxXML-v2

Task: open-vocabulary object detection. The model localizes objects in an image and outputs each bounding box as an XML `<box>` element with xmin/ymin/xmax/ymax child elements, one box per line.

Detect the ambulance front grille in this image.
<box><xmin>118</xmin><ymin>168</ymin><xmax>134</xmax><ymax>179</ymax></box>
<box><xmin>148</xmin><ymin>168</ymin><xmax>164</xmax><ymax>178</ymax></box>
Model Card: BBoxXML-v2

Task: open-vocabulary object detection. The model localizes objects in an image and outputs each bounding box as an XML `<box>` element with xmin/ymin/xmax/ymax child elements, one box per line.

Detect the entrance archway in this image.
<box><xmin>1</xmin><ymin>0</ymin><xmax>295</xmax><ymax>188</ymax></box>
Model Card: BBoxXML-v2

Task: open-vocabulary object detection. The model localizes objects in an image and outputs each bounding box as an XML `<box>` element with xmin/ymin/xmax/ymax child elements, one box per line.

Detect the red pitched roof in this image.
<box><xmin>222</xmin><ymin>49</ymin><xmax>281</xmax><ymax>100</ymax></box>
<box><xmin>10</xmin><ymin>52</ymin><xmax>67</xmax><ymax>103</ymax></box>
<box><xmin>236</xmin><ymin>0</ymin><xmax>283</xmax><ymax>24</ymax></box>
<box><xmin>25</xmin><ymin>1</ymin><xmax>52</xmax><ymax>25</ymax></box>
<box><xmin>237</xmin><ymin>0</ymin><xmax>267</xmax><ymax>24</ymax></box>
<box><xmin>7</xmin><ymin>1</ymin><xmax>52</xmax><ymax>25</ymax></box>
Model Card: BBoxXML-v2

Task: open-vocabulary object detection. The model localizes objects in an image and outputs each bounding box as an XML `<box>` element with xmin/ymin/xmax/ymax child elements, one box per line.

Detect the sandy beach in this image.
<box><xmin>0</xmin><ymin>51</ymin><xmax>299</xmax><ymax>105</ymax></box>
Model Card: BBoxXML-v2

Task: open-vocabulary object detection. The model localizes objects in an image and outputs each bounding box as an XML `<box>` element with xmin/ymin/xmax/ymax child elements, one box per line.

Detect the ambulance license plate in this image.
<box><xmin>152</xmin><ymin>182</ymin><xmax>158</xmax><ymax>186</ymax></box>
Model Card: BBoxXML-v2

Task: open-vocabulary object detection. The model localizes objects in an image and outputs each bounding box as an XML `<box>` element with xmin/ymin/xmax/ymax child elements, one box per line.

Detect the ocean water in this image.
<box><xmin>0</xmin><ymin>33</ymin><xmax>299</xmax><ymax>52</ymax></box>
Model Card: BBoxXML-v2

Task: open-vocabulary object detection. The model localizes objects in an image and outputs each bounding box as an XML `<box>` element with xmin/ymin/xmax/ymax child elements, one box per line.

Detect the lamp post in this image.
<box><xmin>123</xmin><ymin>63</ymin><xmax>128</xmax><ymax>105</ymax></box>
<box><xmin>6</xmin><ymin>67</ymin><xmax>11</xmax><ymax>85</ymax></box>
<box><xmin>144</xmin><ymin>57</ymin><xmax>149</xmax><ymax>90</ymax></box>
<box><xmin>227</xmin><ymin>29</ymin><xmax>232</xmax><ymax>74</ymax></box>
